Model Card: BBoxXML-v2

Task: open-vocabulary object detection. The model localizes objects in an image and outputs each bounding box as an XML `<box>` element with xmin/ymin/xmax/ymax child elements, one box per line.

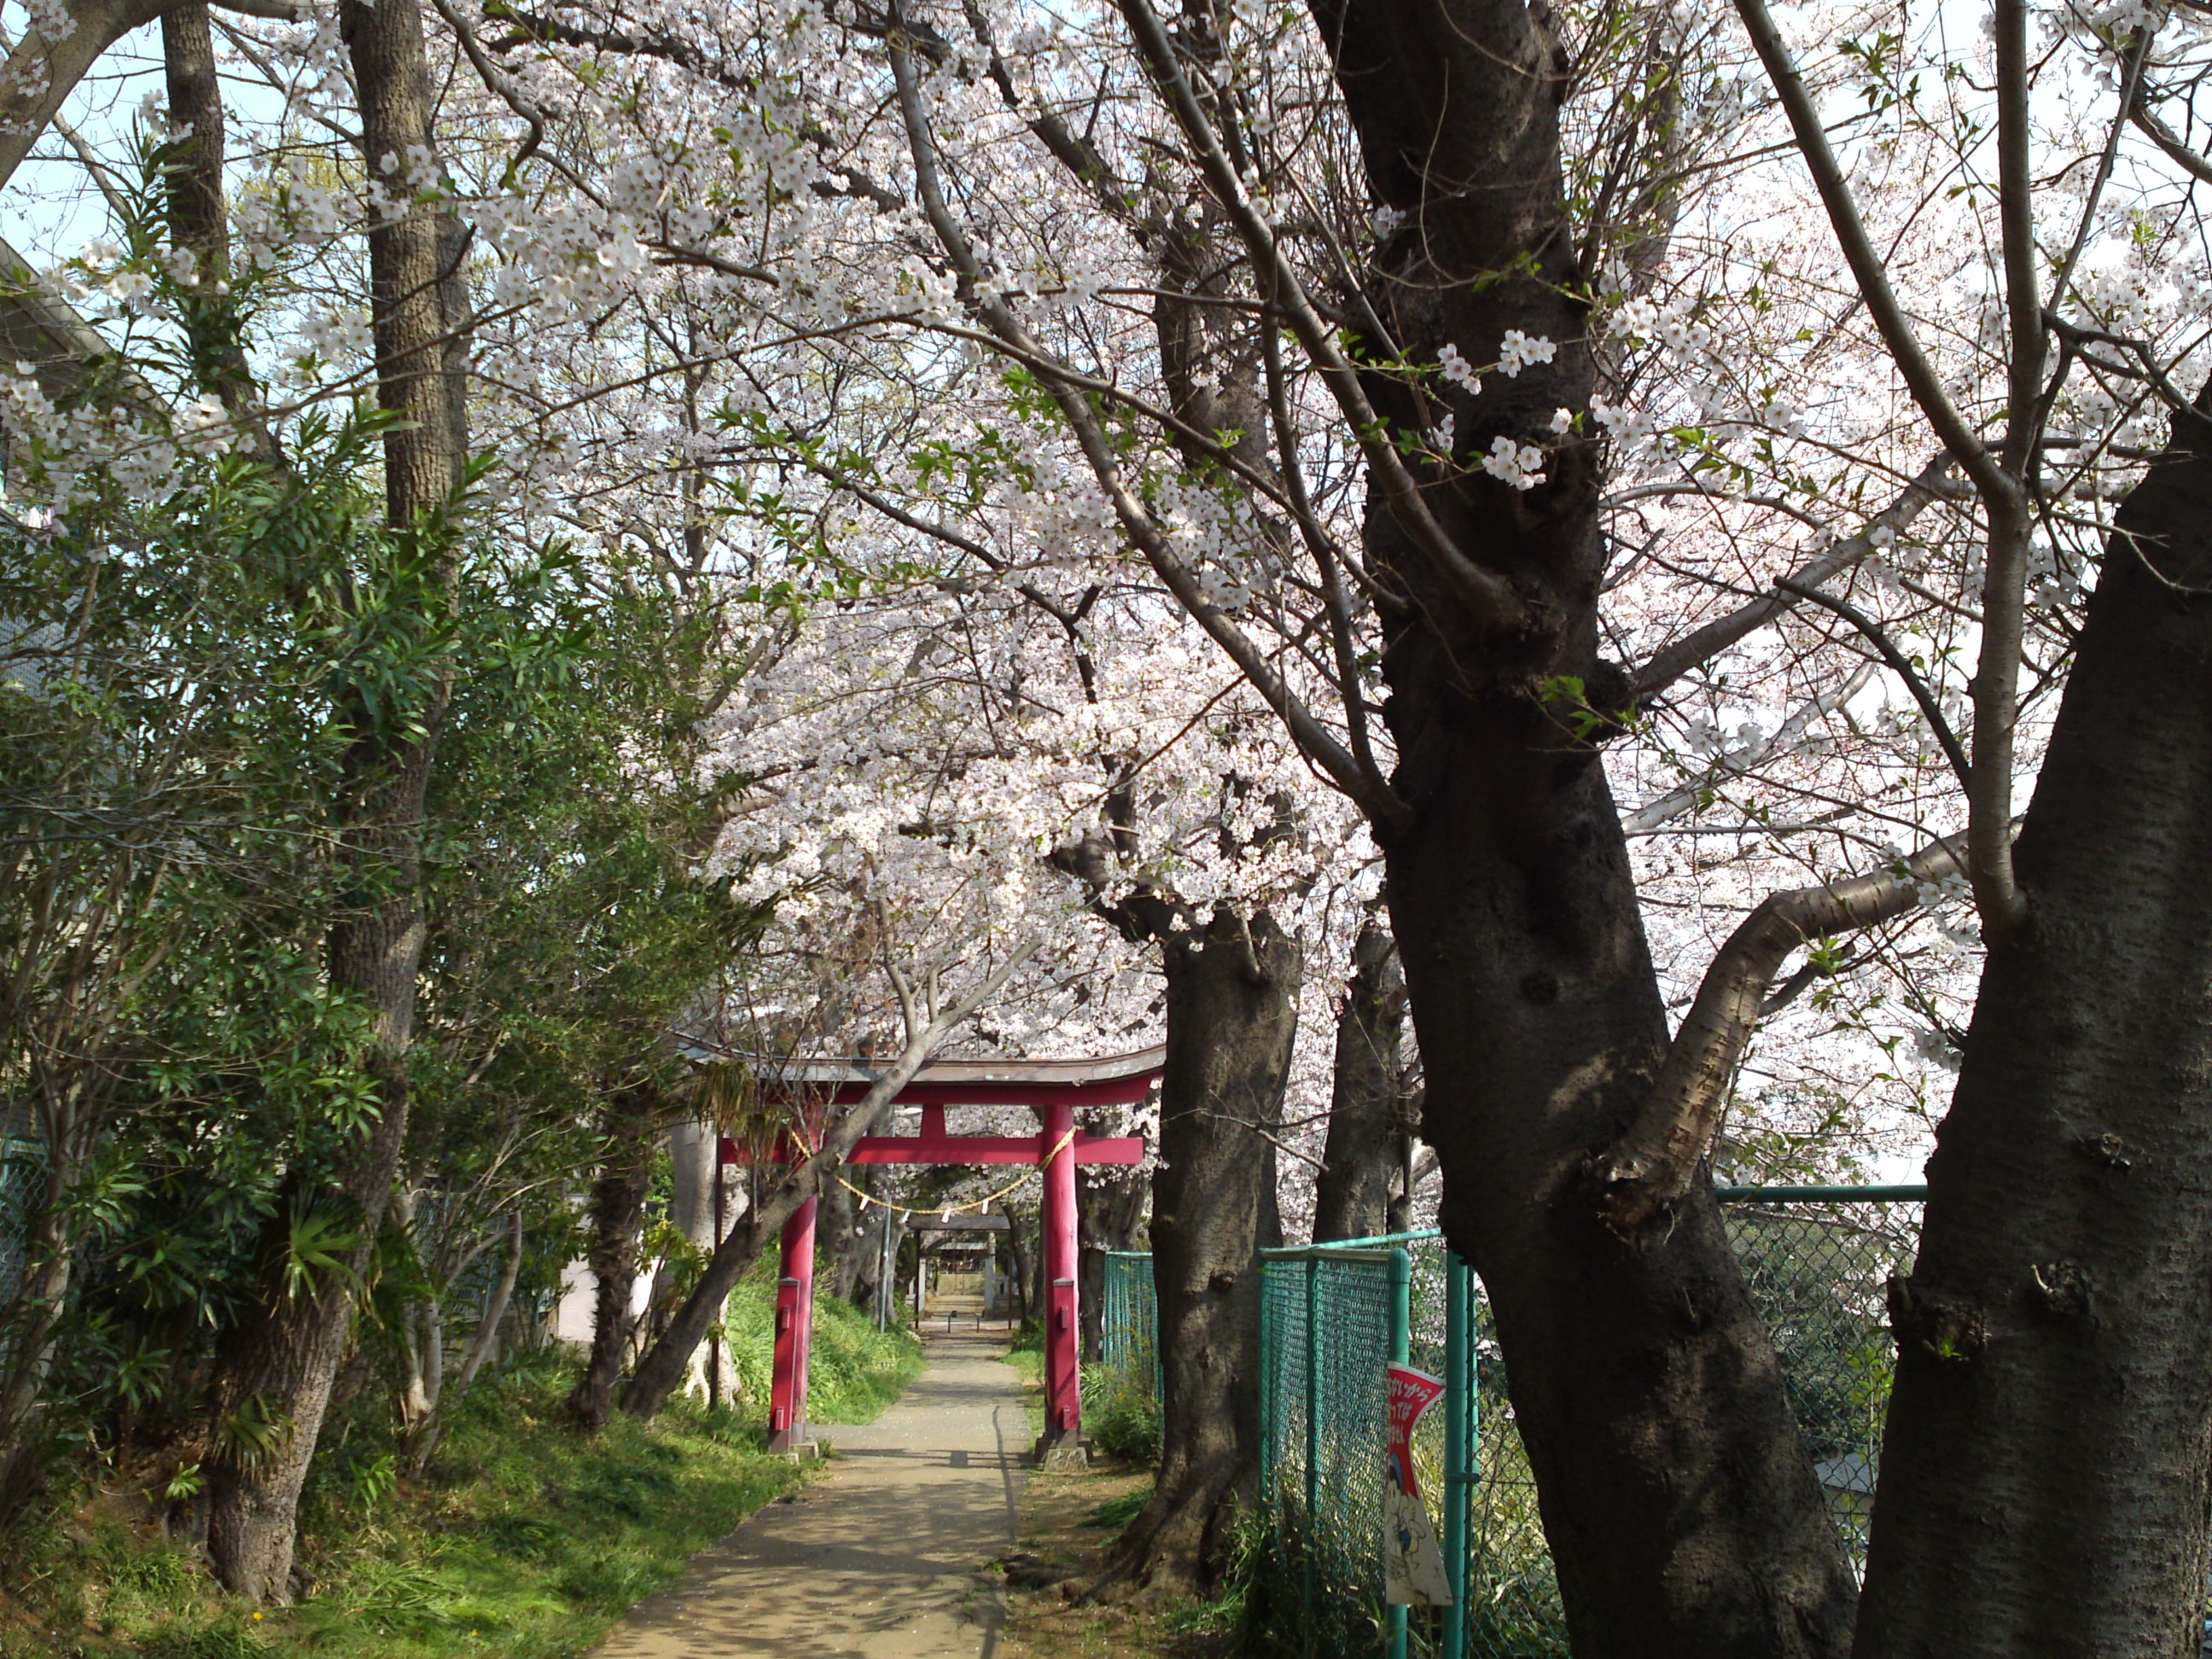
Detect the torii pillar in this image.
<box><xmin>1039</xmin><ymin>1096</ymin><xmax>1081</xmax><ymax>1447</ymax></box>
<box><xmin>767</xmin><ymin>1192</ymin><xmax>816</xmax><ymax>1452</ymax></box>
<box><xmin>717</xmin><ymin>1046</ymin><xmax>1161</xmax><ymax>1464</ymax></box>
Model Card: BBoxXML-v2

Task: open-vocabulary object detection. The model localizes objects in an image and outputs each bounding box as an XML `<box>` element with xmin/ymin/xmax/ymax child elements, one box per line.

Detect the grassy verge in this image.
<box><xmin>1005</xmin><ymin>1323</ymin><xmax>1045</xmax><ymax>1437</ymax></box>
<box><xmin>725</xmin><ymin>1273</ymin><xmax>923</xmax><ymax>1424</ymax></box>
<box><xmin>0</xmin><ymin>1288</ymin><xmax>923</xmax><ymax>1659</ymax></box>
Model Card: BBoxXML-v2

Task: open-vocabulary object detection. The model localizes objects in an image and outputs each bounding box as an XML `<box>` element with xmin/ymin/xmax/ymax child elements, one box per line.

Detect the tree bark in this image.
<box><xmin>1306</xmin><ymin>0</ymin><xmax>1857</xmax><ymax>1650</ymax></box>
<box><xmin>160</xmin><ymin>4</ymin><xmax>227</xmax><ymax>267</ymax></box>
<box><xmin>643</xmin><ymin>1117</ymin><xmax>719</xmax><ymax>1393</ymax></box>
<box><xmin>202</xmin><ymin>0</ymin><xmax>467</xmax><ymax>1598</ymax></box>
<box><xmin>1853</xmin><ymin>397</ymin><xmax>2212</xmax><ymax>1657</ymax></box>
<box><xmin>1003</xmin><ymin>1199</ymin><xmax>1032</xmax><ymax>1324</ymax></box>
<box><xmin>566</xmin><ymin>1083</ymin><xmax>661</xmax><ymax>1428</ymax></box>
<box><xmin>1313</xmin><ymin>917</ymin><xmax>1409</xmax><ymax>1242</ymax></box>
<box><xmin>1096</xmin><ymin>906</ymin><xmax>1298</xmax><ymax>1598</ymax></box>
<box><xmin>818</xmin><ymin>1161</ymin><xmax>864</xmax><ymax>1303</ymax></box>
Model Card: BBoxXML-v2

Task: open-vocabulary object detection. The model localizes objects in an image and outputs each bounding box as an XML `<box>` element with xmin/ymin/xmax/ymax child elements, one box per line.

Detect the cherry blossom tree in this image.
<box><xmin>12</xmin><ymin>0</ymin><xmax>2212</xmax><ymax>1640</ymax></box>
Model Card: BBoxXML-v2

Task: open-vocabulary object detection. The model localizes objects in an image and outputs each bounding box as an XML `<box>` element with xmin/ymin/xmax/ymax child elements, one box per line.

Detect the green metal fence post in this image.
<box><xmin>1305</xmin><ymin>1253</ymin><xmax>1320</xmax><ymax>1638</ymax></box>
<box><xmin>1388</xmin><ymin>1247</ymin><xmax>1412</xmax><ymax>1659</ymax></box>
<box><xmin>1441</xmin><ymin>1249</ymin><xmax>1473</xmax><ymax>1659</ymax></box>
<box><xmin>1260</xmin><ymin>1256</ymin><xmax>1275</xmax><ymax>1516</ymax></box>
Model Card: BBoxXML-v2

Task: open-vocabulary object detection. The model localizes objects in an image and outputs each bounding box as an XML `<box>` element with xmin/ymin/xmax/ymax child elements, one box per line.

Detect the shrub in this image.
<box><xmin>1081</xmin><ymin>1363</ymin><xmax>1161</xmax><ymax>1465</ymax></box>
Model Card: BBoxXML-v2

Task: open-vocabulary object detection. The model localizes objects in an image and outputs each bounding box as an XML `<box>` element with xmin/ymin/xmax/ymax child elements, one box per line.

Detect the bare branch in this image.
<box><xmin>1627</xmin><ymin>454</ymin><xmax>1954</xmax><ymax>703</ymax></box>
<box><xmin>426</xmin><ymin>0</ymin><xmax>545</xmax><ymax>184</ymax></box>
<box><xmin>1114</xmin><ymin>0</ymin><xmax>1533</xmax><ymax>634</ymax></box>
<box><xmin>1736</xmin><ymin>0</ymin><xmax>2017</xmax><ymax>509</ymax></box>
<box><xmin>1597</xmin><ymin>828</ymin><xmax>1977</xmax><ymax>1232</ymax></box>
<box><xmin>1626</xmin><ymin>661</ymin><xmax>1875</xmax><ymax>832</ymax></box>
<box><xmin>883</xmin><ymin>11</ymin><xmax>1395</xmax><ymax>821</ymax></box>
<box><xmin>1776</xmin><ymin>579</ymin><xmax>1972</xmax><ymax>793</ymax></box>
<box><xmin>2128</xmin><ymin>87</ymin><xmax>2212</xmax><ymax>187</ymax></box>
<box><xmin>0</xmin><ymin>0</ymin><xmax>170</xmax><ymax>196</ymax></box>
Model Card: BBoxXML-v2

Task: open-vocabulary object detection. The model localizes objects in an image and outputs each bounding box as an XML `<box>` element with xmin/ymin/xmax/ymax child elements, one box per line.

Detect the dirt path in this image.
<box><xmin>592</xmin><ymin>1327</ymin><xmax>1029</xmax><ymax>1659</ymax></box>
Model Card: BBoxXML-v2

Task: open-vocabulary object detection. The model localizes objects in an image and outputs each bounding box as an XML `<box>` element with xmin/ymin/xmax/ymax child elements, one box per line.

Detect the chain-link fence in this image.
<box><xmin>1257</xmin><ymin>1246</ymin><xmax>1402</xmax><ymax>1657</ymax></box>
<box><xmin>1100</xmin><ymin>1188</ymin><xmax>1924</xmax><ymax>1659</ymax></box>
<box><xmin>1720</xmin><ymin>1188</ymin><xmax>1923</xmax><ymax>1571</ymax></box>
<box><xmin>1100</xmin><ymin>1249</ymin><xmax>1158</xmax><ymax>1400</ymax></box>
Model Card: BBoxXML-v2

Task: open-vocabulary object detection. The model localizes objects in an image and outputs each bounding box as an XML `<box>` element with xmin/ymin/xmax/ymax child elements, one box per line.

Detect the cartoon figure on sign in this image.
<box><xmin>1384</xmin><ymin>1364</ymin><xmax>1453</xmax><ymax>1606</ymax></box>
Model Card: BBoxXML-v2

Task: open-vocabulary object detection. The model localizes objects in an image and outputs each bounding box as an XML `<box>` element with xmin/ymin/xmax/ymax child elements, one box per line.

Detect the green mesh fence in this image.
<box><xmin>1720</xmin><ymin>1190</ymin><xmax>1923</xmax><ymax>1572</ymax></box>
<box><xmin>1100</xmin><ymin>1249</ymin><xmax>1159</xmax><ymax>1400</ymax></box>
<box><xmin>1101</xmin><ymin>1189</ymin><xmax>1924</xmax><ymax>1659</ymax></box>
<box><xmin>1258</xmin><ymin>1248</ymin><xmax>1400</xmax><ymax>1657</ymax></box>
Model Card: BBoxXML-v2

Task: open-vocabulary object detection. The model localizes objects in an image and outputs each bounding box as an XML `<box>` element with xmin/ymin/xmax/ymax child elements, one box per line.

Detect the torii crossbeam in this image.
<box><xmin>715</xmin><ymin>1047</ymin><xmax>1160</xmax><ymax>1459</ymax></box>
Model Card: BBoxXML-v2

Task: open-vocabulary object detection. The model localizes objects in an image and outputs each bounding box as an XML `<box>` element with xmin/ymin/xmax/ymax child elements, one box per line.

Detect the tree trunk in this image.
<box><xmin>202</xmin><ymin>0</ymin><xmax>465</xmax><ymax>1600</ymax></box>
<box><xmin>1313</xmin><ymin>917</ymin><xmax>1409</xmax><ymax>1242</ymax></box>
<box><xmin>1853</xmin><ymin>398</ymin><xmax>2212</xmax><ymax>1656</ymax></box>
<box><xmin>651</xmin><ymin>1118</ymin><xmax>717</xmax><ymax>1395</ymax></box>
<box><xmin>818</xmin><ymin>1162</ymin><xmax>864</xmax><ymax>1302</ymax></box>
<box><xmin>567</xmin><ymin>1084</ymin><xmax>660</xmax><ymax>1428</ymax></box>
<box><xmin>404</xmin><ymin>1212</ymin><xmax>521</xmax><ymax>1476</ymax></box>
<box><xmin>159</xmin><ymin>0</ymin><xmax>269</xmax><ymax>452</ymax></box>
<box><xmin>620</xmin><ymin>1159</ymin><xmax>815</xmax><ymax>1417</ymax></box>
<box><xmin>667</xmin><ymin>1119</ymin><xmax>717</xmax><ymax>1254</ymax></box>
<box><xmin>1306</xmin><ymin>0</ymin><xmax>1857</xmax><ymax>1650</ymax></box>
<box><xmin>1003</xmin><ymin>1200</ymin><xmax>1032</xmax><ymax>1324</ymax></box>
<box><xmin>1097</xmin><ymin>906</ymin><xmax>1298</xmax><ymax>1598</ymax></box>
<box><xmin>159</xmin><ymin>4</ymin><xmax>226</xmax><ymax>267</ymax></box>
<box><xmin>848</xmin><ymin>1171</ymin><xmax>891</xmax><ymax>1315</ymax></box>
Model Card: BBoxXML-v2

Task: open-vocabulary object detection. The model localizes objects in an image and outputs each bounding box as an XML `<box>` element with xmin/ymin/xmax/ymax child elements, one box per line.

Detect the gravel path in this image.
<box><xmin>592</xmin><ymin>1327</ymin><xmax>1029</xmax><ymax>1659</ymax></box>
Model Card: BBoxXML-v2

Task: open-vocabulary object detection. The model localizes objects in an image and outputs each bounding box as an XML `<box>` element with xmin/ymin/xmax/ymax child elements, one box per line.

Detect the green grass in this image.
<box><xmin>725</xmin><ymin>1276</ymin><xmax>924</xmax><ymax>1423</ymax></box>
<box><xmin>1080</xmin><ymin>1364</ymin><xmax>1161</xmax><ymax>1465</ymax></box>
<box><xmin>1003</xmin><ymin>1322</ymin><xmax>1045</xmax><ymax>1436</ymax></box>
<box><xmin>1086</xmin><ymin>1486</ymin><xmax>1151</xmax><ymax>1531</ymax></box>
<box><xmin>0</xmin><ymin>1290</ymin><xmax>924</xmax><ymax>1659</ymax></box>
<box><xmin>1004</xmin><ymin>1319</ymin><xmax>1045</xmax><ymax>1387</ymax></box>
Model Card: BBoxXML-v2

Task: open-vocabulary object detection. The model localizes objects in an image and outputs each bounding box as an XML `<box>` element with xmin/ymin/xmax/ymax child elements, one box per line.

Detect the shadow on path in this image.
<box><xmin>591</xmin><ymin>1329</ymin><xmax>1029</xmax><ymax>1659</ymax></box>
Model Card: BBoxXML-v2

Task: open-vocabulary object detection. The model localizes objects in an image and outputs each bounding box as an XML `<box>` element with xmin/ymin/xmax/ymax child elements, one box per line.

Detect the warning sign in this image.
<box><xmin>1383</xmin><ymin>1363</ymin><xmax>1453</xmax><ymax>1606</ymax></box>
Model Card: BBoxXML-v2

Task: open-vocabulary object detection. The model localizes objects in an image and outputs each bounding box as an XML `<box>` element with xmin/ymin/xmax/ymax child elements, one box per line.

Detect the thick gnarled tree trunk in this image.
<box><xmin>203</xmin><ymin>0</ymin><xmax>468</xmax><ymax>1600</ymax></box>
<box><xmin>1854</xmin><ymin>402</ymin><xmax>2212</xmax><ymax>1656</ymax></box>
<box><xmin>1098</xmin><ymin>906</ymin><xmax>1299</xmax><ymax>1598</ymax></box>
<box><xmin>1313</xmin><ymin>917</ymin><xmax>1409</xmax><ymax>1243</ymax></box>
<box><xmin>1309</xmin><ymin>0</ymin><xmax>1857</xmax><ymax>1650</ymax></box>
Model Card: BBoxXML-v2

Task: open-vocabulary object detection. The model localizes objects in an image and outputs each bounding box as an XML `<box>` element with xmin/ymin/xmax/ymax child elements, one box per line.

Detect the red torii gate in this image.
<box><xmin>720</xmin><ymin>1047</ymin><xmax>1161</xmax><ymax>1458</ymax></box>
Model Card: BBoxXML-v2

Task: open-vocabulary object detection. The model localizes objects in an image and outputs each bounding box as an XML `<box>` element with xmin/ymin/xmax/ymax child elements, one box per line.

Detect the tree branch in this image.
<box><xmin>1595</xmin><ymin>829</ymin><xmax>1976</xmax><ymax>1232</ymax></box>
<box><xmin>1113</xmin><ymin>0</ymin><xmax>1532</xmax><ymax>634</ymax></box>
<box><xmin>1735</xmin><ymin>0</ymin><xmax>2016</xmax><ymax>509</ymax></box>
<box><xmin>1776</xmin><ymin>579</ymin><xmax>1972</xmax><ymax>792</ymax></box>
<box><xmin>1626</xmin><ymin>661</ymin><xmax>1876</xmax><ymax>833</ymax></box>
<box><xmin>883</xmin><ymin>11</ymin><xmax>1394</xmax><ymax>822</ymax></box>
<box><xmin>1626</xmin><ymin>454</ymin><xmax>1955</xmax><ymax>703</ymax></box>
